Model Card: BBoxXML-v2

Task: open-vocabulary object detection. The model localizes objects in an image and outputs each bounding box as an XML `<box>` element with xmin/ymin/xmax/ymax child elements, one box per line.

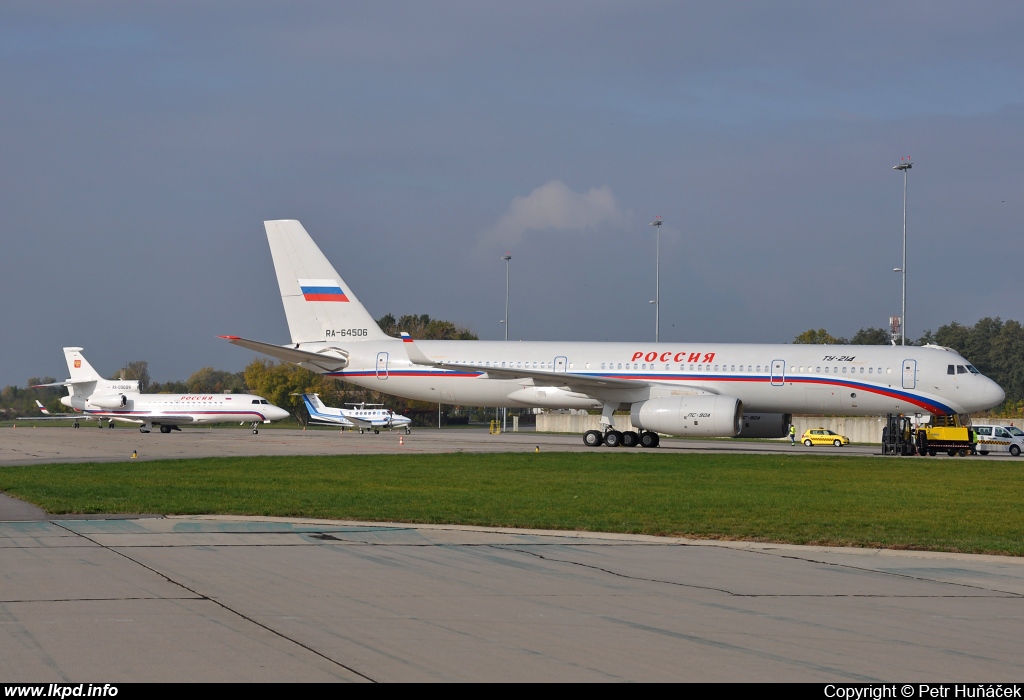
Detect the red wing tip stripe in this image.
<box><xmin>218</xmin><ymin>335</ymin><xmax>241</xmax><ymax>340</ymax></box>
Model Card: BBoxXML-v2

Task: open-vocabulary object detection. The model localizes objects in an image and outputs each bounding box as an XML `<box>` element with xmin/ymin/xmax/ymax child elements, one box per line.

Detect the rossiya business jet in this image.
<box><xmin>298</xmin><ymin>393</ymin><xmax>413</xmax><ymax>434</ymax></box>
<box><xmin>220</xmin><ymin>220</ymin><xmax>1005</xmax><ymax>448</ymax></box>
<box><xmin>34</xmin><ymin>348</ymin><xmax>290</xmax><ymax>434</ymax></box>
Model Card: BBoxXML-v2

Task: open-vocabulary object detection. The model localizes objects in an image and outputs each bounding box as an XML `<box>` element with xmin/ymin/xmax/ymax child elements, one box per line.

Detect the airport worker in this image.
<box><xmin>789</xmin><ymin>424</ymin><xmax>796</xmax><ymax>445</ymax></box>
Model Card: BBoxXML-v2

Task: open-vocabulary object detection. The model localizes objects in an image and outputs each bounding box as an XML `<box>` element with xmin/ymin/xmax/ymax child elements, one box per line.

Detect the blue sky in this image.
<box><xmin>1</xmin><ymin>2</ymin><xmax>1022</xmax><ymax>385</ymax></box>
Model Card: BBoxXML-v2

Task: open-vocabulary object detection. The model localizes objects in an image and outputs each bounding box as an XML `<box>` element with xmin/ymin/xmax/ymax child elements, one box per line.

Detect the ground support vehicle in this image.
<box><xmin>914</xmin><ymin>413</ymin><xmax>976</xmax><ymax>457</ymax></box>
<box><xmin>882</xmin><ymin>415</ymin><xmax>916</xmax><ymax>456</ymax></box>
<box><xmin>972</xmin><ymin>424</ymin><xmax>1024</xmax><ymax>456</ymax></box>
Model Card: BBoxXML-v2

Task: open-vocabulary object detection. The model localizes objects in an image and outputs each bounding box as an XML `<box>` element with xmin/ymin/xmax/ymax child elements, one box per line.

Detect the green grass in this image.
<box><xmin>1</xmin><ymin>452</ymin><xmax>1022</xmax><ymax>555</ymax></box>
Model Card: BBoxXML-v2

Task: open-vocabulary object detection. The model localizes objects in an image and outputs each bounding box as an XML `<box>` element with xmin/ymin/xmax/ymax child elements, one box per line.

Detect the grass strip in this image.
<box><xmin>1</xmin><ymin>452</ymin><xmax>1022</xmax><ymax>556</ymax></box>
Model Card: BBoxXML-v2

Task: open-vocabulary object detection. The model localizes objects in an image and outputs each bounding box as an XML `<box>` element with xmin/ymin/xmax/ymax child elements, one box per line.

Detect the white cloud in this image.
<box><xmin>482</xmin><ymin>180</ymin><xmax>624</xmax><ymax>247</ymax></box>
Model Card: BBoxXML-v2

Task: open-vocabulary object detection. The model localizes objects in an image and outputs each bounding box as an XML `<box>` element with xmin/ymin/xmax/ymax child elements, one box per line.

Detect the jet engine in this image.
<box><xmin>89</xmin><ymin>394</ymin><xmax>129</xmax><ymax>409</ymax></box>
<box><xmin>630</xmin><ymin>395</ymin><xmax>742</xmax><ymax>437</ymax></box>
<box><xmin>736</xmin><ymin>413</ymin><xmax>793</xmax><ymax>438</ymax></box>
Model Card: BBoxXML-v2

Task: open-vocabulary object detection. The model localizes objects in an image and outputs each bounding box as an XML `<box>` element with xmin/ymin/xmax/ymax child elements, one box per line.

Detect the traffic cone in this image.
<box><xmin>399</xmin><ymin>435</ymin><xmax>404</xmax><ymax>445</ymax></box>
<box><xmin>535</xmin><ymin>445</ymin><xmax>540</xmax><ymax>453</ymax></box>
<box><xmin>131</xmin><ymin>450</ymin><xmax>138</xmax><ymax>459</ymax></box>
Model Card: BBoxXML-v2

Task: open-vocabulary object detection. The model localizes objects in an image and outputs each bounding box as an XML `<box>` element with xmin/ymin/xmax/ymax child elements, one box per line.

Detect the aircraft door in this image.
<box><xmin>376</xmin><ymin>352</ymin><xmax>389</xmax><ymax>380</ymax></box>
<box><xmin>554</xmin><ymin>356</ymin><xmax>567</xmax><ymax>373</ymax></box>
<box><xmin>771</xmin><ymin>360</ymin><xmax>786</xmax><ymax>386</ymax></box>
<box><xmin>902</xmin><ymin>359</ymin><xmax>916</xmax><ymax>389</ymax></box>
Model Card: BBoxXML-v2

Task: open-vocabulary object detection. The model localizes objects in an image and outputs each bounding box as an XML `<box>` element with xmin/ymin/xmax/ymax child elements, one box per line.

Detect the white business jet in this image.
<box><xmin>35</xmin><ymin>348</ymin><xmax>290</xmax><ymax>434</ymax></box>
<box><xmin>221</xmin><ymin>220</ymin><xmax>1005</xmax><ymax>448</ymax></box>
<box><xmin>298</xmin><ymin>393</ymin><xmax>412</xmax><ymax>434</ymax></box>
<box><xmin>16</xmin><ymin>400</ymin><xmax>98</xmax><ymax>428</ymax></box>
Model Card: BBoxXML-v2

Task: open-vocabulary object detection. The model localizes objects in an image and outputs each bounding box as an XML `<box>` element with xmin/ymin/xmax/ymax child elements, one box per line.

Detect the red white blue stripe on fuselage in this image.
<box><xmin>328</xmin><ymin>369</ymin><xmax>956</xmax><ymax>415</ymax></box>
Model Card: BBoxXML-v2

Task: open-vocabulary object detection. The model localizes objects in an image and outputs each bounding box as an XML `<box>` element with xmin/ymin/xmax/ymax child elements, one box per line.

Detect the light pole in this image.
<box><xmin>893</xmin><ymin>157</ymin><xmax>912</xmax><ymax>345</ymax></box>
<box><xmin>650</xmin><ymin>217</ymin><xmax>662</xmax><ymax>342</ymax></box>
<box><xmin>501</xmin><ymin>252</ymin><xmax>511</xmax><ymax>432</ymax></box>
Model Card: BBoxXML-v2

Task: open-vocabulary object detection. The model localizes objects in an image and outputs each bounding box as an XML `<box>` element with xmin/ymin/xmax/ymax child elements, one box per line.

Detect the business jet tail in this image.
<box><xmin>264</xmin><ymin>220</ymin><xmax>389</xmax><ymax>344</ymax></box>
<box><xmin>63</xmin><ymin>347</ymin><xmax>103</xmax><ymax>382</ymax></box>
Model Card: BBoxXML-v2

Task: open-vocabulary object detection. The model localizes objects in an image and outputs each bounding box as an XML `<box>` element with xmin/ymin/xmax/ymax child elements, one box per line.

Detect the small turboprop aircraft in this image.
<box><xmin>15</xmin><ymin>400</ymin><xmax>98</xmax><ymax>428</ymax></box>
<box><xmin>34</xmin><ymin>348</ymin><xmax>290</xmax><ymax>434</ymax></box>
<box><xmin>298</xmin><ymin>393</ymin><xmax>412</xmax><ymax>434</ymax></box>
<box><xmin>221</xmin><ymin>219</ymin><xmax>1005</xmax><ymax>448</ymax></box>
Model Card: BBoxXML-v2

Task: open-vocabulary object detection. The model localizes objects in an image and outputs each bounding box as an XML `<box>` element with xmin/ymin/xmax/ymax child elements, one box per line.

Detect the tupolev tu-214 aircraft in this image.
<box><xmin>221</xmin><ymin>219</ymin><xmax>1005</xmax><ymax>448</ymax></box>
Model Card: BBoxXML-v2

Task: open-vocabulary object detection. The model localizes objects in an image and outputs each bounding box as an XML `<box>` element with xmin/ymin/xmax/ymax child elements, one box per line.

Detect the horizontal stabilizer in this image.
<box><xmin>218</xmin><ymin>336</ymin><xmax>349</xmax><ymax>371</ymax></box>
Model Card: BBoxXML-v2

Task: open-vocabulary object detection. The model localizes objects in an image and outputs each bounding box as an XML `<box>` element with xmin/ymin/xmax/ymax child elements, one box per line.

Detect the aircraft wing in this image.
<box><xmin>400</xmin><ymin>334</ymin><xmax>715</xmax><ymax>399</ymax></box>
<box><xmin>307</xmin><ymin>414</ymin><xmax>354</xmax><ymax>427</ymax></box>
<box><xmin>17</xmin><ymin>415</ymin><xmax>96</xmax><ymax>421</ymax></box>
<box><xmin>218</xmin><ymin>336</ymin><xmax>349</xmax><ymax>372</ymax></box>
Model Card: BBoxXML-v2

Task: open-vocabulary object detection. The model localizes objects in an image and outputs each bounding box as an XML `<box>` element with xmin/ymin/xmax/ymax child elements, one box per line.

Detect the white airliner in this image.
<box><xmin>221</xmin><ymin>220</ymin><xmax>1005</xmax><ymax>448</ymax></box>
<box><xmin>36</xmin><ymin>348</ymin><xmax>290</xmax><ymax>434</ymax></box>
<box><xmin>298</xmin><ymin>393</ymin><xmax>412</xmax><ymax>434</ymax></box>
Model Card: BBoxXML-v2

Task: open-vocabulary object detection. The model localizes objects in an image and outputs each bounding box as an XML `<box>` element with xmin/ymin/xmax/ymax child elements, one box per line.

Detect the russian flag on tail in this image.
<box><xmin>298</xmin><ymin>279</ymin><xmax>349</xmax><ymax>302</ymax></box>
<box><xmin>400</xmin><ymin>332</ymin><xmax>414</xmax><ymax>343</ymax></box>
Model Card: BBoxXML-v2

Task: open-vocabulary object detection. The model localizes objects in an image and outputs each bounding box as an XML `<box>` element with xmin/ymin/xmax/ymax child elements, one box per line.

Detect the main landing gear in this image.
<box><xmin>250</xmin><ymin>421</ymin><xmax>261</xmax><ymax>435</ymax></box>
<box><xmin>583</xmin><ymin>429</ymin><xmax>660</xmax><ymax>448</ymax></box>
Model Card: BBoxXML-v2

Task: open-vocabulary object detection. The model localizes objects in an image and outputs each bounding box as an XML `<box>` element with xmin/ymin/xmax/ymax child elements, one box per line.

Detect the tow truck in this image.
<box><xmin>882</xmin><ymin>413</ymin><xmax>977</xmax><ymax>457</ymax></box>
<box><xmin>914</xmin><ymin>413</ymin><xmax>976</xmax><ymax>457</ymax></box>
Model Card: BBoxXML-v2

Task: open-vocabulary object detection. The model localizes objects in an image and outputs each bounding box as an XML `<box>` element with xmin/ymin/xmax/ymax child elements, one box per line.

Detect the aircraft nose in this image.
<box><xmin>983</xmin><ymin>379</ymin><xmax>1006</xmax><ymax>410</ymax></box>
<box><xmin>268</xmin><ymin>405</ymin><xmax>290</xmax><ymax>421</ymax></box>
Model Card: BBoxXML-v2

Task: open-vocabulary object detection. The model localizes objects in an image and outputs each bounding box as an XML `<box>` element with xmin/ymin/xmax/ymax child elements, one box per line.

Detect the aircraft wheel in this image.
<box><xmin>804</xmin><ymin>439</ymin><xmax>813</xmax><ymax>447</ymax></box>
<box><xmin>621</xmin><ymin>431</ymin><xmax>639</xmax><ymax>447</ymax></box>
<box><xmin>639</xmin><ymin>431</ymin><xmax>659</xmax><ymax>448</ymax></box>
<box><xmin>160</xmin><ymin>425</ymin><xmax>171</xmax><ymax>434</ymax></box>
<box><xmin>1011</xmin><ymin>445</ymin><xmax>1021</xmax><ymax>457</ymax></box>
<box><xmin>604</xmin><ymin>430</ymin><xmax>623</xmax><ymax>448</ymax></box>
<box><xmin>374</xmin><ymin>429</ymin><xmax>380</xmax><ymax>434</ymax></box>
<box><xmin>139</xmin><ymin>428</ymin><xmax>150</xmax><ymax>433</ymax></box>
<box><xmin>252</xmin><ymin>428</ymin><xmax>259</xmax><ymax>435</ymax></box>
<box><xmin>359</xmin><ymin>429</ymin><xmax>364</xmax><ymax>434</ymax></box>
<box><xmin>583</xmin><ymin>430</ymin><xmax>603</xmax><ymax>447</ymax></box>
<box><xmin>405</xmin><ymin>428</ymin><xmax>411</xmax><ymax>435</ymax></box>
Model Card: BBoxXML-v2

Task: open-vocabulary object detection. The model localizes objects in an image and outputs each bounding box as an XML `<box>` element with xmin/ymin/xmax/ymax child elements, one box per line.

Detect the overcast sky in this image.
<box><xmin>2</xmin><ymin>2</ymin><xmax>1022</xmax><ymax>386</ymax></box>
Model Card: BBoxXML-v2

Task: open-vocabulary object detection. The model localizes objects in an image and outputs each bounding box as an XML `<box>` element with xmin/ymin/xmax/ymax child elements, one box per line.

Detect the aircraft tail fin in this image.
<box><xmin>264</xmin><ymin>220</ymin><xmax>389</xmax><ymax>344</ymax></box>
<box><xmin>301</xmin><ymin>393</ymin><xmax>327</xmax><ymax>413</ymax></box>
<box><xmin>63</xmin><ymin>347</ymin><xmax>103</xmax><ymax>382</ymax></box>
<box><xmin>35</xmin><ymin>400</ymin><xmax>51</xmax><ymax>415</ymax></box>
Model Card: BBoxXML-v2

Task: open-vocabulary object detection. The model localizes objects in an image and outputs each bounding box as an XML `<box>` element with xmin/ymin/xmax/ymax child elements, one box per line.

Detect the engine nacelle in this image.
<box><xmin>630</xmin><ymin>395</ymin><xmax>742</xmax><ymax>437</ymax></box>
<box><xmin>89</xmin><ymin>394</ymin><xmax>129</xmax><ymax>409</ymax></box>
<box><xmin>737</xmin><ymin>413</ymin><xmax>792</xmax><ymax>438</ymax></box>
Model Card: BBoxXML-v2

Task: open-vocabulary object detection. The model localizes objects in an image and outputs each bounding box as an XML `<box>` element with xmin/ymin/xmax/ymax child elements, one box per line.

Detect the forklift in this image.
<box><xmin>882</xmin><ymin>414</ymin><xmax>917</xmax><ymax>455</ymax></box>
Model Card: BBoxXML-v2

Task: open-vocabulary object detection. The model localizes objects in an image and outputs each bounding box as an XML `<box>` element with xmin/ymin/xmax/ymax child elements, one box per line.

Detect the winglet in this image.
<box><xmin>35</xmin><ymin>400</ymin><xmax>50</xmax><ymax>415</ymax></box>
<box><xmin>400</xmin><ymin>332</ymin><xmax>435</xmax><ymax>366</ymax></box>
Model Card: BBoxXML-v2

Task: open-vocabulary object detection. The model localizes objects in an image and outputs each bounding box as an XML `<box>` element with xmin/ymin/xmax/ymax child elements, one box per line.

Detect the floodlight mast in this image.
<box><xmin>650</xmin><ymin>217</ymin><xmax>662</xmax><ymax>342</ymax></box>
<box><xmin>501</xmin><ymin>252</ymin><xmax>511</xmax><ymax>432</ymax></box>
<box><xmin>893</xmin><ymin>158</ymin><xmax>912</xmax><ymax>346</ymax></box>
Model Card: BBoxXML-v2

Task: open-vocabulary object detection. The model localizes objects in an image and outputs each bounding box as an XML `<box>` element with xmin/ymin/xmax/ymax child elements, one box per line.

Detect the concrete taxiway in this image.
<box><xmin>2</xmin><ymin>425</ymin><xmax>898</xmax><ymax>467</ymax></box>
<box><xmin>2</xmin><ymin>426</ymin><xmax>1021</xmax><ymax>681</ymax></box>
<box><xmin>0</xmin><ymin>515</ymin><xmax>1022</xmax><ymax>682</ymax></box>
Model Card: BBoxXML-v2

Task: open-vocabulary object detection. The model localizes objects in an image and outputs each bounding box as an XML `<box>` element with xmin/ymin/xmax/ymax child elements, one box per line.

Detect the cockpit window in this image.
<box><xmin>947</xmin><ymin>365</ymin><xmax>955</xmax><ymax>375</ymax></box>
<box><xmin>260</xmin><ymin>400</ymin><xmax>269</xmax><ymax>404</ymax></box>
<box><xmin>252</xmin><ymin>399</ymin><xmax>260</xmax><ymax>404</ymax></box>
<box><xmin>967</xmin><ymin>365</ymin><xmax>980</xmax><ymax>374</ymax></box>
<box><xmin>956</xmin><ymin>365</ymin><xmax>968</xmax><ymax>374</ymax></box>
